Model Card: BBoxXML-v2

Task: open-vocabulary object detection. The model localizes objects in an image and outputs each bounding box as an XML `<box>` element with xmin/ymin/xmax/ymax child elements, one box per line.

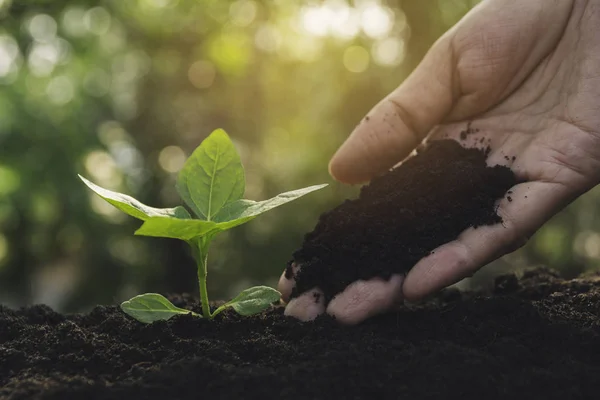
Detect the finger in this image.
<box><xmin>329</xmin><ymin>0</ymin><xmax>571</xmax><ymax>184</ymax></box>
<box><xmin>402</xmin><ymin>180</ymin><xmax>575</xmax><ymax>301</ymax></box>
<box><xmin>284</xmin><ymin>288</ymin><xmax>325</xmax><ymax>322</ymax></box>
<box><xmin>326</xmin><ymin>275</ymin><xmax>404</xmax><ymax>325</ymax></box>
<box><xmin>278</xmin><ymin>262</ymin><xmax>300</xmax><ymax>302</ymax></box>
<box><xmin>328</xmin><ymin>33</ymin><xmax>456</xmax><ymax>184</ymax></box>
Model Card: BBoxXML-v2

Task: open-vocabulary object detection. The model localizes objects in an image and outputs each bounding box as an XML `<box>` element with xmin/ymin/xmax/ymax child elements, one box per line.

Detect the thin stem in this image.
<box><xmin>191</xmin><ymin>237</ymin><xmax>212</xmax><ymax>318</ymax></box>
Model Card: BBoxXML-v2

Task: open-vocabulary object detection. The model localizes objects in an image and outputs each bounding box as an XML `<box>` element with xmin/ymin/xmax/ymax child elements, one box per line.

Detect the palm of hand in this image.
<box><xmin>281</xmin><ymin>0</ymin><xmax>600</xmax><ymax>324</ymax></box>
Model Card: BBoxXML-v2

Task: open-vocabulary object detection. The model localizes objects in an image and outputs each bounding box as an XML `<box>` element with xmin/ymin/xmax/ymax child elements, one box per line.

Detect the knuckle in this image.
<box><xmin>386</xmin><ymin>97</ymin><xmax>424</xmax><ymax>144</ymax></box>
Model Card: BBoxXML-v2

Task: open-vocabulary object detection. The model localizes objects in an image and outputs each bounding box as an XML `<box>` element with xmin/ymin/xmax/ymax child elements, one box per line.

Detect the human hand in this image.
<box><xmin>279</xmin><ymin>0</ymin><xmax>600</xmax><ymax>324</ymax></box>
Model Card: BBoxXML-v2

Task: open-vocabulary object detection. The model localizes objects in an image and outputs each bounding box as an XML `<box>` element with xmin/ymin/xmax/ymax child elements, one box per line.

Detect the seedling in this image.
<box><xmin>80</xmin><ymin>129</ymin><xmax>327</xmax><ymax>323</ymax></box>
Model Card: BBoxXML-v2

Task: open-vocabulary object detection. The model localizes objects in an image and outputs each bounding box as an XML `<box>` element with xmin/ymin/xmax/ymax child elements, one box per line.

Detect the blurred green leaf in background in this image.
<box><xmin>0</xmin><ymin>0</ymin><xmax>597</xmax><ymax>312</ymax></box>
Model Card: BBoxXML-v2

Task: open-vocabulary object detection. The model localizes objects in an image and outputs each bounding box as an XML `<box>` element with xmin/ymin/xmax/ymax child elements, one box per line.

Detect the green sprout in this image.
<box><xmin>80</xmin><ymin>129</ymin><xmax>327</xmax><ymax>323</ymax></box>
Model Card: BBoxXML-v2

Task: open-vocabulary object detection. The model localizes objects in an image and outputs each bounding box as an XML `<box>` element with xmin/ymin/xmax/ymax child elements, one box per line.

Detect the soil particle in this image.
<box><xmin>459</xmin><ymin>122</ymin><xmax>479</xmax><ymax>140</ymax></box>
<box><xmin>2</xmin><ymin>269</ymin><xmax>600</xmax><ymax>400</ymax></box>
<box><xmin>290</xmin><ymin>140</ymin><xmax>518</xmax><ymax>302</ymax></box>
<box><xmin>313</xmin><ymin>292</ymin><xmax>321</xmax><ymax>303</ymax></box>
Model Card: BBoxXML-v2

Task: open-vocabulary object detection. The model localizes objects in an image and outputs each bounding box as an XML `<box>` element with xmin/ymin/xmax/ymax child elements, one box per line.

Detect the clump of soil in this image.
<box><xmin>290</xmin><ymin>140</ymin><xmax>517</xmax><ymax>302</ymax></box>
<box><xmin>2</xmin><ymin>268</ymin><xmax>600</xmax><ymax>400</ymax></box>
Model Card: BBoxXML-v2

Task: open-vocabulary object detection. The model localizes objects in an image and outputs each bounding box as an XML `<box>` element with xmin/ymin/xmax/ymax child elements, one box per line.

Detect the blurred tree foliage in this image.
<box><xmin>0</xmin><ymin>0</ymin><xmax>597</xmax><ymax>311</ymax></box>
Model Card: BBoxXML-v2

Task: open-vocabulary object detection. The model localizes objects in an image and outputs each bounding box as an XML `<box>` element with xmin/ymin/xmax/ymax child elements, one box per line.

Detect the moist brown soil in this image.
<box><xmin>290</xmin><ymin>139</ymin><xmax>518</xmax><ymax>302</ymax></box>
<box><xmin>2</xmin><ymin>268</ymin><xmax>600</xmax><ymax>400</ymax></box>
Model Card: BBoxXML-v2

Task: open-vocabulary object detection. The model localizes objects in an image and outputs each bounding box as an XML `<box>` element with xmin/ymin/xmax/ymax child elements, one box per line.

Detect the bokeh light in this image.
<box><xmin>188</xmin><ymin>61</ymin><xmax>216</xmax><ymax>89</ymax></box>
<box><xmin>158</xmin><ymin>146</ymin><xmax>186</xmax><ymax>173</ymax></box>
<box><xmin>372</xmin><ymin>37</ymin><xmax>405</xmax><ymax>66</ymax></box>
<box><xmin>343</xmin><ymin>45</ymin><xmax>370</xmax><ymax>73</ymax></box>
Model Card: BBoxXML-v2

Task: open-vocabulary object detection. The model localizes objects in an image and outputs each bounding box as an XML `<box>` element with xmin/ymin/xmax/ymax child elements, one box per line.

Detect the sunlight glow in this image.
<box><xmin>255</xmin><ymin>24</ymin><xmax>282</xmax><ymax>53</ymax></box>
<box><xmin>61</xmin><ymin>7</ymin><xmax>87</xmax><ymax>37</ymax></box>
<box><xmin>300</xmin><ymin>5</ymin><xmax>331</xmax><ymax>37</ymax></box>
<box><xmin>28</xmin><ymin>14</ymin><xmax>57</xmax><ymax>43</ymax></box>
<box><xmin>84</xmin><ymin>7</ymin><xmax>111</xmax><ymax>36</ymax></box>
<box><xmin>111</xmin><ymin>143</ymin><xmax>143</xmax><ymax>173</ymax></box>
<box><xmin>329</xmin><ymin>3</ymin><xmax>360</xmax><ymax>39</ymax></box>
<box><xmin>574</xmin><ymin>230</ymin><xmax>600</xmax><ymax>259</ymax></box>
<box><xmin>84</xmin><ymin>150</ymin><xmax>121</xmax><ymax>186</ymax></box>
<box><xmin>230</xmin><ymin>0</ymin><xmax>257</xmax><ymax>27</ymax></box>
<box><xmin>97</xmin><ymin>121</ymin><xmax>129</xmax><ymax>146</ymax></box>
<box><xmin>372</xmin><ymin>37</ymin><xmax>405</xmax><ymax>66</ymax></box>
<box><xmin>158</xmin><ymin>146</ymin><xmax>186</xmax><ymax>173</ymax></box>
<box><xmin>300</xmin><ymin>1</ymin><xmax>392</xmax><ymax>40</ymax></box>
<box><xmin>0</xmin><ymin>35</ymin><xmax>19</xmax><ymax>79</ymax></box>
<box><xmin>46</xmin><ymin>75</ymin><xmax>75</xmax><ymax>105</ymax></box>
<box><xmin>90</xmin><ymin>193</ymin><xmax>126</xmax><ymax>222</ymax></box>
<box><xmin>143</xmin><ymin>0</ymin><xmax>179</xmax><ymax>8</ymax></box>
<box><xmin>360</xmin><ymin>2</ymin><xmax>393</xmax><ymax>39</ymax></box>
<box><xmin>27</xmin><ymin>42</ymin><xmax>59</xmax><ymax>77</ymax></box>
<box><xmin>585</xmin><ymin>233</ymin><xmax>600</xmax><ymax>258</ymax></box>
<box><xmin>343</xmin><ymin>45</ymin><xmax>369</xmax><ymax>73</ymax></box>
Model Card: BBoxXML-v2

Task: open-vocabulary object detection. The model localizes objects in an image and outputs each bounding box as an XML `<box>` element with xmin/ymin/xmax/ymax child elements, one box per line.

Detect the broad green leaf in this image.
<box><xmin>79</xmin><ymin>175</ymin><xmax>191</xmax><ymax>221</ymax></box>
<box><xmin>121</xmin><ymin>293</ymin><xmax>199</xmax><ymax>323</ymax></box>
<box><xmin>213</xmin><ymin>286</ymin><xmax>281</xmax><ymax>317</ymax></box>
<box><xmin>214</xmin><ymin>184</ymin><xmax>328</xmax><ymax>223</ymax></box>
<box><xmin>135</xmin><ymin>217</ymin><xmax>217</xmax><ymax>240</ymax></box>
<box><xmin>147</xmin><ymin>184</ymin><xmax>329</xmax><ymax>239</ymax></box>
<box><xmin>176</xmin><ymin>129</ymin><xmax>245</xmax><ymax>221</ymax></box>
<box><xmin>213</xmin><ymin>215</ymin><xmax>256</xmax><ymax>232</ymax></box>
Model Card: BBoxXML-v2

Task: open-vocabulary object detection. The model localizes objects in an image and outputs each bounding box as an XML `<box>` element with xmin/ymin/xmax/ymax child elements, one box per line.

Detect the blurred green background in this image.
<box><xmin>1</xmin><ymin>0</ymin><xmax>598</xmax><ymax>312</ymax></box>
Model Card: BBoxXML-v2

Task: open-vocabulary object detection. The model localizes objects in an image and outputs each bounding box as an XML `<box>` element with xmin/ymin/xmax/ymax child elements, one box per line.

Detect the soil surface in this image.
<box><xmin>2</xmin><ymin>268</ymin><xmax>600</xmax><ymax>400</ymax></box>
<box><xmin>290</xmin><ymin>139</ymin><xmax>518</xmax><ymax>302</ymax></box>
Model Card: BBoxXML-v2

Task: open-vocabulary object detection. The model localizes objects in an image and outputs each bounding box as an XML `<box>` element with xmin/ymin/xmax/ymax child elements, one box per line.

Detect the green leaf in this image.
<box><xmin>176</xmin><ymin>129</ymin><xmax>245</xmax><ymax>221</ymax></box>
<box><xmin>214</xmin><ymin>184</ymin><xmax>328</xmax><ymax>222</ymax></box>
<box><xmin>79</xmin><ymin>175</ymin><xmax>191</xmax><ymax>221</ymax></box>
<box><xmin>213</xmin><ymin>286</ymin><xmax>281</xmax><ymax>317</ymax></box>
<box><xmin>135</xmin><ymin>184</ymin><xmax>329</xmax><ymax>241</ymax></box>
<box><xmin>121</xmin><ymin>293</ymin><xmax>199</xmax><ymax>323</ymax></box>
<box><xmin>135</xmin><ymin>217</ymin><xmax>217</xmax><ymax>240</ymax></box>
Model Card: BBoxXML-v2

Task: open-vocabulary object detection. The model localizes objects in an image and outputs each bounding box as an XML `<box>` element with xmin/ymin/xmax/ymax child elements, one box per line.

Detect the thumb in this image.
<box><xmin>328</xmin><ymin>35</ymin><xmax>456</xmax><ymax>184</ymax></box>
<box><xmin>328</xmin><ymin>0</ymin><xmax>572</xmax><ymax>184</ymax></box>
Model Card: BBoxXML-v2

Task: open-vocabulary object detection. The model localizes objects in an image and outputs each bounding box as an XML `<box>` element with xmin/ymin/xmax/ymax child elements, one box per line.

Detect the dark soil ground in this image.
<box><xmin>2</xmin><ymin>267</ymin><xmax>600</xmax><ymax>400</ymax></box>
<box><xmin>290</xmin><ymin>139</ymin><xmax>518</xmax><ymax>302</ymax></box>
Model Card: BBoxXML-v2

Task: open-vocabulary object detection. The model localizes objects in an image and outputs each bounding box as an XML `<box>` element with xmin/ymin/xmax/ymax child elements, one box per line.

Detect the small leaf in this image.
<box><xmin>176</xmin><ymin>129</ymin><xmax>245</xmax><ymax>221</ymax></box>
<box><xmin>79</xmin><ymin>175</ymin><xmax>191</xmax><ymax>221</ymax></box>
<box><xmin>214</xmin><ymin>184</ymin><xmax>328</xmax><ymax>223</ymax></box>
<box><xmin>213</xmin><ymin>286</ymin><xmax>281</xmax><ymax>317</ymax></box>
<box><xmin>135</xmin><ymin>217</ymin><xmax>217</xmax><ymax>240</ymax></box>
<box><xmin>121</xmin><ymin>293</ymin><xmax>199</xmax><ymax>323</ymax></box>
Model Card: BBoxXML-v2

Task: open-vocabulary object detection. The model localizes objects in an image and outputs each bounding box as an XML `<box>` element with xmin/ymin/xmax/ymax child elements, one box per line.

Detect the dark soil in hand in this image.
<box><xmin>290</xmin><ymin>139</ymin><xmax>517</xmax><ymax>302</ymax></box>
<box><xmin>2</xmin><ymin>268</ymin><xmax>600</xmax><ymax>400</ymax></box>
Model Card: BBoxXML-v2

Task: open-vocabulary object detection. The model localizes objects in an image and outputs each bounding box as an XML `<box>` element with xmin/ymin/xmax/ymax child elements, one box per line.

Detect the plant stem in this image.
<box><xmin>192</xmin><ymin>237</ymin><xmax>212</xmax><ymax>319</ymax></box>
